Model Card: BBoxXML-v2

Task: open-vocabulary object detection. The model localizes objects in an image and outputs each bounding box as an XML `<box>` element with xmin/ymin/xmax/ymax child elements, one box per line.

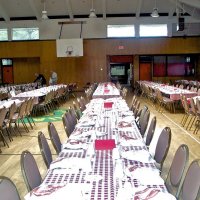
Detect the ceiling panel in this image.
<box><xmin>1</xmin><ymin>0</ymin><xmax>35</xmax><ymax>17</ymax></box>
<box><xmin>106</xmin><ymin>0</ymin><xmax>136</xmax><ymax>14</ymax></box>
<box><xmin>0</xmin><ymin>0</ymin><xmax>198</xmax><ymax>20</ymax></box>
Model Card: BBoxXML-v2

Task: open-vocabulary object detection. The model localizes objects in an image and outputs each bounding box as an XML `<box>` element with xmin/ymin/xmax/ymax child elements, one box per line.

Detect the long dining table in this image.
<box><xmin>24</xmin><ymin>96</ymin><xmax>176</xmax><ymax>200</ymax></box>
<box><xmin>11</xmin><ymin>85</ymin><xmax>67</xmax><ymax>104</ymax></box>
<box><xmin>140</xmin><ymin>81</ymin><xmax>197</xmax><ymax>101</ymax></box>
<box><xmin>92</xmin><ymin>83</ymin><xmax>120</xmax><ymax>99</ymax></box>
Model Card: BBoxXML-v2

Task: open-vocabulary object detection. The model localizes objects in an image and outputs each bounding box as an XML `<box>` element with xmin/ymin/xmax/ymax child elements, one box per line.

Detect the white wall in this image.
<box><xmin>0</xmin><ymin>16</ymin><xmax>200</xmax><ymax>40</ymax></box>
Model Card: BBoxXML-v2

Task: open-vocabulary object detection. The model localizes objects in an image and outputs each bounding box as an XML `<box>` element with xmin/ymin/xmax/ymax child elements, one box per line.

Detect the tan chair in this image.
<box><xmin>193</xmin><ymin>98</ymin><xmax>200</xmax><ymax>134</ymax></box>
<box><xmin>21</xmin><ymin>150</ymin><xmax>42</xmax><ymax>192</ymax></box>
<box><xmin>0</xmin><ymin>107</ymin><xmax>11</xmax><ymax>148</ymax></box>
<box><xmin>165</xmin><ymin>144</ymin><xmax>189</xmax><ymax>197</ymax></box>
<box><xmin>17</xmin><ymin>101</ymin><xmax>30</xmax><ymax>133</ymax></box>
<box><xmin>24</xmin><ymin>98</ymin><xmax>34</xmax><ymax>129</ymax></box>
<box><xmin>36</xmin><ymin>92</ymin><xmax>52</xmax><ymax>115</ymax></box>
<box><xmin>26</xmin><ymin>98</ymin><xmax>36</xmax><ymax>127</ymax></box>
<box><xmin>7</xmin><ymin>102</ymin><xmax>21</xmax><ymax>137</ymax></box>
<box><xmin>177</xmin><ymin>159</ymin><xmax>200</xmax><ymax>200</ymax></box>
<box><xmin>186</xmin><ymin>98</ymin><xmax>198</xmax><ymax>130</ymax></box>
<box><xmin>181</xmin><ymin>96</ymin><xmax>196</xmax><ymax>129</ymax></box>
<box><xmin>156</xmin><ymin>89</ymin><xmax>175</xmax><ymax>113</ymax></box>
<box><xmin>0</xmin><ymin>176</ymin><xmax>21</xmax><ymax>200</ymax></box>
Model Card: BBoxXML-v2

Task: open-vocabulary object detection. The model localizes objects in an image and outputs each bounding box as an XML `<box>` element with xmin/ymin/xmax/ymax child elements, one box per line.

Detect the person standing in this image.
<box><xmin>34</xmin><ymin>73</ymin><xmax>47</xmax><ymax>86</ymax></box>
<box><xmin>49</xmin><ymin>70</ymin><xmax>58</xmax><ymax>85</ymax></box>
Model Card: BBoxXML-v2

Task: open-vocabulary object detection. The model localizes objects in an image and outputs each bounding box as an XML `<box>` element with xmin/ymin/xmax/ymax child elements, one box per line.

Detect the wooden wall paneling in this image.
<box><xmin>13</xmin><ymin>58</ymin><xmax>40</xmax><ymax>84</ymax></box>
<box><xmin>0</xmin><ymin>41</ymin><xmax>40</xmax><ymax>58</ymax></box>
<box><xmin>0</xmin><ymin>37</ymin><xmax>199</xmax><ymax>87</ymax></box>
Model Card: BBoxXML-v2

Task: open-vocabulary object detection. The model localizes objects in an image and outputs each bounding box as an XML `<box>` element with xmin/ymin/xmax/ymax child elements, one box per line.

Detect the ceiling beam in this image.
<box><xmin>65</xmin><ymin>0</ymin><xmax>74</xmax><ymax>20</ymax></box>
<box><xmin>168</xmin><ymin>0</ymin><xmax>200</xmax><ymax>19</ymax></box>
<box><xmin>0</xmin><ymin>2</ymin><xmax>10</xmax><ymax>22</ymax></box>
<box><xmin>28</xmin><ymin>0</ymin><xmax>40</xmax><ymax>20</ymax></box>
<box><xmin>179</xmin><ymin>0</ymin><xmax>200</xmax><ymax>10</ymax></box>
<box><xmin>102</xmin><ymin>0</ymin><xmax>107</xmax><ymax>20</ymax></box>
<box><xmin>168</xmin><ymin>7</ymin><xmax>175</xmax><ymax>18</ymax></box>
<box><xmin>136</xmin><ymin>0</ymin><xmax>143</xmax><ymax>18</ymax></box>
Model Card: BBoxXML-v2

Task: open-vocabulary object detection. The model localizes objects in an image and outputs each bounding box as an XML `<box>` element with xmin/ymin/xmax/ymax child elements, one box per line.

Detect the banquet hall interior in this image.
<box><xmin>0</xmin><ymin>0</ymin><xmax>200</xmax><ymax>199</ymax></box>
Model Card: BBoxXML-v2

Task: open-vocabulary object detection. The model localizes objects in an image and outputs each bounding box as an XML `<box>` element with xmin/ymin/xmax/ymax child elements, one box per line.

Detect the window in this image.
<box><xmin>167</xmin><ymin>55</ymin><xmax>195</xmax><ymax>76</ymax></box>
<box><xmin>12</xmin><ymin>27</ymin><xmax>39</xmax><ymax>40</ymax></box>
<box><xmin>139</xmin><ymin>24</ymin><xmax>168</xmax><ymax>37</ymax></box>
<box><xmin>0</xmin><ymin>29</ymin><xmax>8</xmax><ymax>41</ymax></box>
<box><xmin>107</xmin><ymin>25</ymin><xmax>135</xmax><ymax>37</ymax></box>
<box><xmin>1</xmin><ymin>59</ymin><xmax>13</xmax><ymax>66</ymax></box>
<box><xmin>153</xmin><ymin>56</ymin><xmax>166</xmax><ymax>77</ymax></box>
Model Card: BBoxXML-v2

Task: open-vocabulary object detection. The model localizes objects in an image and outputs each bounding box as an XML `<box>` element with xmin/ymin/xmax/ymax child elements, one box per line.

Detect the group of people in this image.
<box><xmin>34</xmin><ymin>71</ymin><xmax>57</xmax><ymax>86</ymax></box>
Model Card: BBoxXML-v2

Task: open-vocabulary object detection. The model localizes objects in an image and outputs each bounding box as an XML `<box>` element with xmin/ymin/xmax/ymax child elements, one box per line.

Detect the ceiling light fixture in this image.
<box><xmin>41</xmin><ymin>0</ymin><xmax>48</xmax><ymax>20</ymax></box>
<box><xmin>89</xmin><ymin>0</ymin><xmax>97</xmax><ymax>18</ymax></box>
<box><xmin>151</xmin><ymin>0</ymin><xmax>159</xmax><ymax>18</ymax></box>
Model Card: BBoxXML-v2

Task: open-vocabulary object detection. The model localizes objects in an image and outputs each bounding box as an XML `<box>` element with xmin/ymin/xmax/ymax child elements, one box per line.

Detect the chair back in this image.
<box><xmin>38</xmin><ymin>132</ymin><xmax>52</xmax><ymax>168</ymax></box>
<box><xmin>145</xmin><ymin>116</ymin><xmax>156</xmax><ymax>146</ymax></box>
<box><xmin>77</xmin><ymin>97</ymin><xmax>86</xmax><ymax>112</ymax></box>
<box><xmin>0</xmin><ymin>176</ymin><xmax>21</xmax><ymax>200</ymax></box>
<box><xmin>73</xmin><ymin>101</ymin><xmax>82</xmax><ymax>120</ymax></box>
<box><xmin>8</xmin><ymin>102</ymin><xmax>17</xmax><ymax>121</ymax></box>
<box><xmin>140</xmin><ymin>110</ymin><xmax>150</xmax><ymax>137</ymax></box>
<box><xmin>138</xmin><ymin>105</ymin><xmax>148</xmax><ymax>127</ymax></box>
<box><xmin>48</xmin><ymin>122</ymin><xmax>62</xmax><ymax>154</ymax></box>
<box><xmin>68</xmin><ymin>106</ymin><xmax>77</xmax><ymax>126</ymax></box>
<box><xmin>133</xmin><ymin>101</ymin><xmax>140</xmax><ymax>117</ymax></box>
<box><xmin>0</xmin><ymin>107</ymin><xmax>8</xmax><ymax>127</ymax></box>
<box><xmin>62</xmin><ymin>112</ymin><xmax>74</xmax><ymax>137</ymax></box>
<box><xmin>129</xmin><ymin>95</ymin><xmax>136</xmax><ymax>110</ymax></box>
<box><xmin>178</xmin><ymin>159</ymin><xmax>200</xmax><ymax>200</ymax></box>
<box><xmin>196</xmin><ymin>98</ymin><xmax>200</xmax><ymax>112</ymax></box>
<box><xmin>21</xmin><ymin>150</ymin><xmax>42</xmax><ymax>192</ymax></box>
<box><xmin>18</xmin><ymin>101</ymin><xmax>28</xmax><ymax>118</ymax></box>
<box><xmin>190</xmin><ymin>98</ymin><xmax>197</xmax><ymax>113</ymax></box>
<box><xmin>154</xmin><ymin>127</ymin><xmax>171</xmax><ymax>169</ymax></box>
<box><xmin>182</xmin><ymin>95</ymin><xmax>190</xmax><ymax>113</ymax></box>
<box><xmin>165</xmin><ymin>144</ymin><xmax>189</xmax><ymax>197</ymax></box>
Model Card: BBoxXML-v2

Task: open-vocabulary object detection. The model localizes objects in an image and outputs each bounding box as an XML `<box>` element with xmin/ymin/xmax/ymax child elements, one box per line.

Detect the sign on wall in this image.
<box><xmin>56</xmin><ymin>38</ymin><xmax>83</xmax><ymax>57</ymax></box>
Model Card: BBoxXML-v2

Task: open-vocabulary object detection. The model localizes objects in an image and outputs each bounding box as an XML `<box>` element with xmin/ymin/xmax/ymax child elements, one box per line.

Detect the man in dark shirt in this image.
<box><xmin>34</xmin><ymin>73</ymin><xmax>47</xmax><ymax>86</ymax></box>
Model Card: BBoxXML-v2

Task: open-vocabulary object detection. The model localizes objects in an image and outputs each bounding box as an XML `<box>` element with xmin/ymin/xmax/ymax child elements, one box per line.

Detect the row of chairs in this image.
<box><xmin>140</xmin><ymin>83</ymin><xmax>175</xmax><ymax>113</ymax></box>
<box><xmin>130</xmin><ymin>95</ymin><xmax>200</xmax><ymax>199</ymax></box>
<box><xmin>85</xmin><ymin>83</ymin><xmax>97</xmax><ymax>100</ymax></box>
<box><xmin>181</xmin><ymin>94</ymin><xmax>200</xmax><ymax>134</ymax></box>
<box><xmin>0</xmin><ymin>98</ymin><xmax>36</xmax><ymax>153</ymax></box>
<box><xmin>2</xmin><ymin>102</ymin><xmax>199</xmax><ymax>199</ymax></box>
<box><xmin>0</xmin><ymin>120</ymin><xmax>64</xmax><ymax>199</ymax></box>
<box><xmin>175</xmin><ymin>83</ymin><xmax>200</xmax><ymax>94</ymax></box>
<box><xmin>33</xmin><ymin>86</ymin><xmax>69</xmax><ymax>116</ymax></box>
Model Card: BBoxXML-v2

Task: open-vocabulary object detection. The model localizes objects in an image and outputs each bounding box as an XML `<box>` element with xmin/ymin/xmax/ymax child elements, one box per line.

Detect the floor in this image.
<box><xmin>0</xmin><ymin>90</ymin><xmax>199</xmax><ymax>199</ymax></box>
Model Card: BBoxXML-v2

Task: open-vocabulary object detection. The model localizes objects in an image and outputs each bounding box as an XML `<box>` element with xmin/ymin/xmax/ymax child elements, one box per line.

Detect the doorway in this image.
<box><xmin>108</xmin><ymin>55</ymin><xmax>133</xmax><ymax>86</ymax></box>
<box><xmin>1</xmin><ymin>58</ymin><xmax>14</xmax><ymax>84</ymax></box>
<box><xmin>139</xmin><ymin>63</ymin><xmax>152</xmax><ymax>81</ymax></box>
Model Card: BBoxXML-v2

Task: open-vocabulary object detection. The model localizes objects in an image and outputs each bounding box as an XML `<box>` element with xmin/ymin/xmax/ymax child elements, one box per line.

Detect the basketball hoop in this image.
<box><xmin>66</xmin><ymin>46</ymin><xmax>73</xmax><ymax>56</ymax></box>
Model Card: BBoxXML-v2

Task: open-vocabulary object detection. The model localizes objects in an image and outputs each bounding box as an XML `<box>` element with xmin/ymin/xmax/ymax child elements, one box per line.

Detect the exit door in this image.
<box><xmin>139</xmin><ymin>63</ymin><xmax>152</xmax><ymax>81</ymax></box>
<box><xmin>3</xmin><ymin>66</ymin><xmax>14</xmax><ymax>84</ymax></box>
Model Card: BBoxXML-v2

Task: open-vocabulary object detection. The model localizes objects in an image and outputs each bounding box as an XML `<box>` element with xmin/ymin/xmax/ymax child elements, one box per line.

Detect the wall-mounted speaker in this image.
<box><xmin>177</xmin><ymin>17</ymin><xmax>184</xmax><ymax>31</ymax></box>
